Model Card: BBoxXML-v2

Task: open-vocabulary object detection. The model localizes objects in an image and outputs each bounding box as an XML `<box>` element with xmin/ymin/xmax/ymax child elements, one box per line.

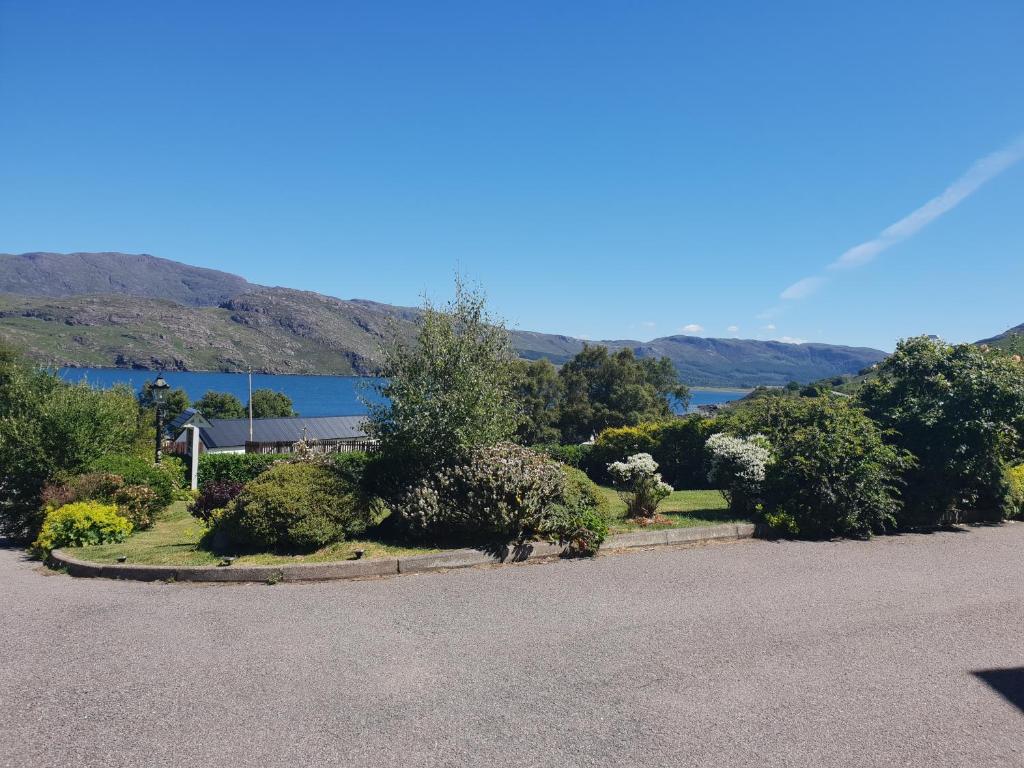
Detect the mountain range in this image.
<box><xmin>0</xmin><ymin>251</ymin><xmax>892</xmax><ymax>387</ymax></box>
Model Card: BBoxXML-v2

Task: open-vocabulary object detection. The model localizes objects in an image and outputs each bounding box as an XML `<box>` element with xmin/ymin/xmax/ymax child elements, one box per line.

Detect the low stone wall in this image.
<box><xmin>49</xmin><ymin>522</ymin><xmax>758</xmax><ymax>584</ymax></box>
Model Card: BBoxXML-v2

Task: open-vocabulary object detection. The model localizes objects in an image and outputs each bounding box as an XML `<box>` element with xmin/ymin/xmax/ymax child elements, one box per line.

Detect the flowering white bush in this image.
<box><xmin>608</xmin><ymin>453</ymin><xmax>673</xmax><ymax>518</ymax></box>
<box><xmin>705</xmin><ymin>433</ymin><xmax>772</xmax><ymax>513</ymax></box>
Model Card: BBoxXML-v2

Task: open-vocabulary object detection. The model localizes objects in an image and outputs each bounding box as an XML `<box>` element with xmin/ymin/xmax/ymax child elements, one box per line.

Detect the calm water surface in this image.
<box><xmin>59</xmin><ymin>368</ymin><xmax>747</xmax><ymax>417</ymax></box>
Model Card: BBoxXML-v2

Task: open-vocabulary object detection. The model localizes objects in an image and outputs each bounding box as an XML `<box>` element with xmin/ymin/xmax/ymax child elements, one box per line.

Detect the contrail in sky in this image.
<box><xmin>778</xmin><ymin>134</ymin><xmax>1024</xmax><ymax>301</ymax></box>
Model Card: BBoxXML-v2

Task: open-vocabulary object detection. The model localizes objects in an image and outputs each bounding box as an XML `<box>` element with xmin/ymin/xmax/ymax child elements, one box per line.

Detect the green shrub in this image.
<box><xmin>40</xmin><ymin>472</ymin><xmax>160</xmax><ymax>530</ymax></box>
<box><xmin>728</xmin><ymin>396</ymin><xmax>909</xmax><ymax>538</ymax></box>
<box><xmin>1006</xmin><ymin>464</ymin><xmax>1024</xmax><ymax>521</ymax></box>
<box><xmin>585</xmin><ymin>418</ymin><xmax>714</xmax><ymax>488</ymax></box>
<box><xmin>859</xmin><ymin>336</ymin><xmax>1024</xmax><ymax>526</ymax></box>
<box><xmin>158</xmin><ymin>455</ymin><xmax>188</xmax><ymax>490</ymax></box>
<box><xmin>0</xmin><ymin>344</ymin><xmax>141</xmax><ymax>542</ymax></box>
<box><xmin>540</xmin><ymin>504</ymin><xmax>608</xmax><ymax>556</ymax></box>
<box><xmin>538</xmin><ymin>466</ymin><xmax>609</xmax><ymax>555</ymax></box>
<box><xmin>397</xmin><ymin>442</ymin><xmax>566</xmax><ymax>543</ymax></box>
<box><xmin>531</xmin><ymin>443</ymin><xmax>592</xmax><ymax>469</ymax></box>
<box><xmin>213</xmin><ymin>463</ymin><xmax>377</xmax><ymax>553</ymax></box>
<box><xmin>324</xmin><ymin>451</ymin><xmax>373</xmax><ymax>487</ymax></box>
<box><xmin>196</xmin><ymin>453</ymin><xmax>287</xmax><ymax>489</ymax></box>
<box><xmin>89</xmin><ymin>455</ymin><xmax>174</xmax><ymax>510</ymax></box>
<box><xmin>30</xmin><ymin>501</ymin><xmax>132</xmax><ymax>556</ymax></box>
<box><xmin>397</xmin><ymin>444</ymin><xmax>608</xmax><ymax>553</ymax></box>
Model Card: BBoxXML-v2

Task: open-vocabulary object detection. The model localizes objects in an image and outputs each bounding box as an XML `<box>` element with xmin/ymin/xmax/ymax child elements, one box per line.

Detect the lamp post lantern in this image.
<box><xmin>151</xmin><ymin>374</ymin><xmax>170</xmax><ymax>464</ymax></box>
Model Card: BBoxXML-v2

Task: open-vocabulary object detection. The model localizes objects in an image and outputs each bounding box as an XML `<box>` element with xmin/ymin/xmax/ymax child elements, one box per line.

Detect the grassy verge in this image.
<box><xmin>73</xmin><ymin>502</ymin><xmax>439</xmax><ymax>566</ymax></box>
<box><xmin>71</xmin><ymin>490</ymin><xmax>750</xmax><ymax>566</ymax></box>
<box><xmin>597</xmin><ymin>486</ymin><xmax>752</xmax><ymax>533</ymax></box>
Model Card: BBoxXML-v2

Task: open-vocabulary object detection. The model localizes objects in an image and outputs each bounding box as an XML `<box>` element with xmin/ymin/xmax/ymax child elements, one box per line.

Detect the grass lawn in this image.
<box><xmin>74</xmin><ymin>501</ymin><xmax>439</xmax><ymax>567</ymax></box>
<box><xmin>597</xmin><ymin>486</ymin><xmax>752</xmax><ymax>533</ymax></box>
<box><xmin>71</xmin><ymin>490</ymin><xmax>750</xmax><ymax>566</ymax></box>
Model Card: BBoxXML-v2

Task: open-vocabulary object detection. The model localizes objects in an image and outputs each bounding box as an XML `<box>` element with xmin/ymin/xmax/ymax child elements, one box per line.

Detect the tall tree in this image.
<box><xmin>364</xmin><ymin>279</ymin><xmax>519</xmax><ymax>485</ymax></box>
<box><xmin>859</xmin><ymin>336</ymin><xmax>1024</xmax><ymax>525</ymax></box>
<box><xmin>511</xmin><ymin>358</ymin><xmax>564</xmax><ymax>445</ymax></box>
<box><xmin>194</xmin><ymin>390</ymin><xmax>246</xmax><ymax>419</ymax></box>
<box><xmin>249</xmin><ymin>389</ymin><xmax>296</xmax><ymax>418</ymax></box>
<box><xmin>556</xmin><ymin>345</ymin><xmax>689</xmax><ymax>443</ymax></box>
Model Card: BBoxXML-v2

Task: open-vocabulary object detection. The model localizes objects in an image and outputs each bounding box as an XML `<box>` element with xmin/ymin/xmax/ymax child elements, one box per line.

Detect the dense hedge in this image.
<box><xmin>196</xmin><ymin>453</ymin><xmax>288</xmax><ymax>489</ymax></box>
<box><xmin>89</xmin><ymin>455</ymin><xmax>174</xmax><ymax>511</ymax></box>
<box><xmin>581</xmin><ymin>417</ymin><xmax>716</xmax><ymax>488</ymax></box>
<box><xmin>211</xmin><ymin>462</ymin><xmax>380</xmax><ymax>553</ymax></box>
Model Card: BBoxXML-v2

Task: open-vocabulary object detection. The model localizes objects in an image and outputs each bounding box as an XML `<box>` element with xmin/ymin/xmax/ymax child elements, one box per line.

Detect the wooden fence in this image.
<box><xmin>244</xmin><ymin>437</ymin><xmax>379</xmax><ymax>455</ymax></box>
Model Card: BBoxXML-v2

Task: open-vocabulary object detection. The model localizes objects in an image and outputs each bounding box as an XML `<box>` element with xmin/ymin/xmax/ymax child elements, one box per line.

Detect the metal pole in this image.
<box><xmin>248</xmin><ymin>367</ymin><xmax>254</xmax><ymax>441</ymax></box>
<box><xmin>154</xmin><ymin>405</ymin><xmax>162</xmax><ymax>464</ymax></box>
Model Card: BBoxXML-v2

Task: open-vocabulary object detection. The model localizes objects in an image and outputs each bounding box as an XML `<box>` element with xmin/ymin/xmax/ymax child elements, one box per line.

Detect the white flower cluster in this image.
<box><xmin>706</xmin><ymin>433</ymin><xmax>772</xmax><ymax>490</ymax></box>
<box><xmin>607</xmin><ymin>452</ymin><xmax>661</xmax><ymax>485</ymax></box>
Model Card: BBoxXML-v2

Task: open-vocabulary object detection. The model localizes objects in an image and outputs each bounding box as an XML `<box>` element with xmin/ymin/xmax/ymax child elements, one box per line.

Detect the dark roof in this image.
<box><xmin>165</xmin><ymin>408</ymin><xmax>212</xmax><ymax>437</ymax></box>
<box><xmin>194</xmin><ymin>415</ymin><xmax>368</xmax><ymax>449</ymax></box>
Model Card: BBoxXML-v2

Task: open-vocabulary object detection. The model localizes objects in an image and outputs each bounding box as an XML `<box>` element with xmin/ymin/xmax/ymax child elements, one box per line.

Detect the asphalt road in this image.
<box><xmin>2</xmin><ymin>525</ymin><xmax>1022</xmax><ymax>768</ymax></box>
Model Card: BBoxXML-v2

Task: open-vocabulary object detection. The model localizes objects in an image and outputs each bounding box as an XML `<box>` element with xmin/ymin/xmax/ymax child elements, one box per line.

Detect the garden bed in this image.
<box><xmin>74</xmin><ymin>501</ymin><xmax>439</xmax><ymax>567</ymax></box>
<box><xmin>70</xmin><ymin>491</ymin><xmax>752</xmax><ymax>569</ymax></box>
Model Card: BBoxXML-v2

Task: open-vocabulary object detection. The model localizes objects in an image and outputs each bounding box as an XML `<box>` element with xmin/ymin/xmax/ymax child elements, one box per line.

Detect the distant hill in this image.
<box><xmin>0</xmin><ymin>251</ymin><xmax>888</xmax><ymax>386</ymax></box>
<box><xmin>978</xmin><ymin>323</ymin><xmax>1024</xmax><ymax>356</ymax></box>
<box><xmin>0</xmin><ymin>252</ymin><xmax>250</xmax><ymax>307</ymax></box>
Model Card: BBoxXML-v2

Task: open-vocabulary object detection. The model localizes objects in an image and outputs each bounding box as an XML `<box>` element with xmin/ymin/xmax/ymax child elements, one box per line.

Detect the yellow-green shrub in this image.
<box><xmin>1007</xmin><ymin>464</ymin><xmax>1024</xmax><ymax>520</ymax></box>
<box><xmin>30</xmin><ymin>501</ymin><xmax>133</xmax><ymax>557</ymax></box>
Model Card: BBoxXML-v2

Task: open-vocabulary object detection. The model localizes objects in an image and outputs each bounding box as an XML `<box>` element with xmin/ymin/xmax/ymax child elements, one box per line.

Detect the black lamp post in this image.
<box><xmin>151</xmin><ymin>374</ymin><xmax>170</xmax><ymax>464</ymax></box>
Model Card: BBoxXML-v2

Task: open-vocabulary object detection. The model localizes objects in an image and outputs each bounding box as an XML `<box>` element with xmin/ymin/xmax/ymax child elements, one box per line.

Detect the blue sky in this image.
<box><xmin>2</xmin><ymin>1</ymin><xmax>1022</xmax><ymax>351</ymax></box>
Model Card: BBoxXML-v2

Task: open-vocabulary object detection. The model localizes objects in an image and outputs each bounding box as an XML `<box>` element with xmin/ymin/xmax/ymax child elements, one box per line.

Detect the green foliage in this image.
<box><xmin>0</xmin><ymin>344</ymin><xmax>141</xmax><ymax>541</ymax></box>
<box><xmin>89</xmin><ymin>454</ymin><xmax>174</xmax><ymax>510</ymax></box>
<box><xmin>365</xmin><ymin>279</ymin><xmax>520</xmax><ymax>486</ymax></box>
<box><xmin>158</xmin><ymin>454</ymin><xmax>188</xmax><ymax>490</ymax></box>
<box><xmin>194</xmin><ymin>390</ymin><xmax>246</xmax><ymax>419</ymax></box>
<box><xmin>139</xmin><ymin>382</ymin><xmax>190</xmax><ymax>413</ymax></box>
<box><xmin>196</xmin><ymin>452</ymin><xmax>286</xmax><ymax>489</ymax></box>
<box><xmin>539</xmin><ymin>504</ymin><xmax>608</xmax><ymax>556</ymax></box>
<box><xmin>30</xmin><ymin>501</ymin><xmax>132</xmax><ymax>557</ymax></box>
<box><xmin>586</xmin><ymin>417</ymin><xmax>714</xmax><ymax>487</ymax></box>
<box><xmin>859</xmin><ymin>336</ymin><xmax>1024</xmax><ymax>526</ymax></box>
<box><xmin>530</xmin><ymin>443</ymin><xmax>592</xmax><ymax>470</ymax></box>
<box><xmin>397</xmin><ymin>442</ymin><xmax>583</xmax><ymax>544</ymax></box>
<box><xmin>1005</xmin><ymin>464</ymin><xmax>1024</xmax><ymax>521</ymax></box>
<box><xmin>727</xmin><ymin>396</ymin><xmax>909</xmax><ymax>538</ymax></box>
<box><xmin>539</xmin><ymin>466</ymin><xmax>610</xmax><ymax>554</ymax></box>
<box><xmin>557</xmin><ymin>346</ymin><xmax>690</xmax><ymax>444</ymax></box>
<box><xmin>41</xmin><ymin>472</ymin><xmax>160</xmax><ymax>530</ymax></box>
<box><xmin>512</xmin><ymin>358</ymin><xmax>564</xmax><ymax>445</ymax></box>
<box><xmin>323</xmin><ymin>451</ymin><xmax>374</xmax><ymax>487</ymax></box>
<box><xmin>248</xmin><ymin>389</ymin><xmax>296</xmax><ymax>418</ymax></box>
<box><xmin>397</xmin><ymin>442</ymin><xmax>564</xmax><ymax>542</ymax></box>
<box><xmin>214</xmin><ymin>462</ymin><xmax>376</xmax><ymax>553</ymax></box>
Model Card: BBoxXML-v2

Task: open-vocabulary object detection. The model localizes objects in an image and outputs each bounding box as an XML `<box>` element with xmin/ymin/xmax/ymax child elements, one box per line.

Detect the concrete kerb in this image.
<box><xmin>48</xmin><ymin>522</ymin><xmax>757</xmax><ymax>584</ymax></box>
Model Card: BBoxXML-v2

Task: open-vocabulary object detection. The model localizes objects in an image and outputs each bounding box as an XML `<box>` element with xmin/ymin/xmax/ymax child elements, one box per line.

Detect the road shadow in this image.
<box><xmin>974</xmin><ymin>668</ymin><xmax>1024</xmax><ymax>713</ymax></box>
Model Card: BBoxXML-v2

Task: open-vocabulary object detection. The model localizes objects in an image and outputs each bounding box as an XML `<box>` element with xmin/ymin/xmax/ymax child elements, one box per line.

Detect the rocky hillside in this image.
<box><xmin>0</xmin><ymin>252</ymin><xmax>250</xmax><ymax>307</ymax></box>
<box><xmin>0</xmin><ymin>251</ymin><xmax>888</xmax><ymax>386</ymax></box>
